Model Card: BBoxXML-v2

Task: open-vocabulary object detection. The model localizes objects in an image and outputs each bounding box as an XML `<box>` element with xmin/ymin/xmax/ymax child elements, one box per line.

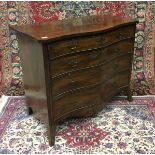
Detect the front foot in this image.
<box><xmin>28</xmin><ymin>107</ymin><xmax>33</xmax><ymax>115</ymax></box>
<box><xmin>48</xmin><ymin>124</ymin><xmax>56</xmax><ymax>147</ymax></box>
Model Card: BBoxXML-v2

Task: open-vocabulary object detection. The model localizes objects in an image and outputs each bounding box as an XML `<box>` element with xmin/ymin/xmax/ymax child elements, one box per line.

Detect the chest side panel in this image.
<box><xmin>18</xmin><ymin>34</ymin><xmax>49</xmax><ymax>123</ymax></box>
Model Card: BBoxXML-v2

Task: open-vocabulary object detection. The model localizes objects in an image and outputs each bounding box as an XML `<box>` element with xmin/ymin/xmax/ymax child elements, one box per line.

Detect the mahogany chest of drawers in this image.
<box><xmin>10</xmin><ymin>14</ymin><xmax>137</xmax><ymax>146</ymax></box>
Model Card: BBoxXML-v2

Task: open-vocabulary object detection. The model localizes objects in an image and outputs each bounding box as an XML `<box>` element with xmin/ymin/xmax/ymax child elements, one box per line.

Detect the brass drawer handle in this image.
<box><xmin>68</xmin><ymin>42</ymin><xmax>78</xmax><ymax>50</ymax></box>
<box><xmin>68</xmin><ymin>61</ymin><xmax>78</xmax><ymax>68</ymax></box>
<box><xmin>94</xmin><ymin>51</ymin><xmax>102</xmax><ymax>58</ymax></box>
<box><xmin>70</xmin><ymin>101</ymin><xmax>79</xmax><ymax>105</ymax></box>
<box><xmin>97</xmin><ymin>36</ymin><xmax>108</xmax><ymax>45</ymax></box>
<box><xmin>115</xmin><ymin>48</ymin><xmax>122</xmax><ymax>55</ymax></box>
<box><xmin>70</xmin><ymin>80</ymin><xmax>77</xmax><ymax>85</ymax></box>
<box><xmin>68</xmin><ymin>72</ymin><xmax>72</xmax><ymax>76</ymax></box>
<box><xmin>115</xmin><ymin>48</ymin><xmax>120</xmax><ymax>52</ymax></box>
<box><xmin>106</xmin><ymin>48</ymin><xmax>120</xmax><ymax>54</ymax></box>
<box><xmin>117</xmin><ymin>32</ymin><xmax>125</xmax><ymax>40</ymax></box>
<box><xmin>70</xmin><ymin>45</ymin><xmax>77</xmax><ymax>50</ymax></box>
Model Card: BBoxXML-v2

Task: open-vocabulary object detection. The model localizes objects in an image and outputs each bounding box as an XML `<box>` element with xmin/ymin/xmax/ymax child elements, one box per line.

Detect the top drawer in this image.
<box><xmin>48</xmin><ymin>25</ymin><xmax>135</xmax><ymax>59</ymax></box>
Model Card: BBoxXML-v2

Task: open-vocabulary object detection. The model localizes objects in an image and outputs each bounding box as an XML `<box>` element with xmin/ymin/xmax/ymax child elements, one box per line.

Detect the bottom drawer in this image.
<box><xmin>53</xmin><ymin>70</ymin><xmax>129</xmax><ymax>120</ymax></box>
<box><xmin>53</xmin><ymin>86</ymin><xmax>102</xmax><ymax>120</ymax></box>
<box><xmin>54</xmin><ymin>102</ymin><xmax>106</xmax><ymax>123</ymax></box>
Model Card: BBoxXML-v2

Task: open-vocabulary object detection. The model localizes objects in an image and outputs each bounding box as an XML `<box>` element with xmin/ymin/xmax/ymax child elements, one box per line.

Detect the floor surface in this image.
<box><xmin>0</xmin><ymin>96</ymin><xmax>155</xmax><ymax>154</ymax></box>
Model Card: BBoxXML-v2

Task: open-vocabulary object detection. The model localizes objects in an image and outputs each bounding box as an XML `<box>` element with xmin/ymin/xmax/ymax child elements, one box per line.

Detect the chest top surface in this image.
<box><xmin>10</xmin><ymin>14</ymin><xmax>137</xmax><ymax>42</ymax></box>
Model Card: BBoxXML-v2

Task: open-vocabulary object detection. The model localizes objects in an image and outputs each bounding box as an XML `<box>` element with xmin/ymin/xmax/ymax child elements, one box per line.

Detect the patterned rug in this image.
<box><xmin>0</xmin><ymin>96</ymin><xmax>155</xmax><ymax>154</ymax></box>
<box><xmin>1</xmin><ymin>2</ymin><xmax>155</xmax><ymax>96</ymax></box>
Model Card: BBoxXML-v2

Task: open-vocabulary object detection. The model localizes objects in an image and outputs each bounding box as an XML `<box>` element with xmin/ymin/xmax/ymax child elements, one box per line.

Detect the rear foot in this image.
<box><xmin>127</xmin><ymin>95</ymin><xmax>133</xmax><ymax>102</ymax></box>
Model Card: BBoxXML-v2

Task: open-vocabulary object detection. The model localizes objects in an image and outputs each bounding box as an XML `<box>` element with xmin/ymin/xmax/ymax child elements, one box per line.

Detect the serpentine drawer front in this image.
<box><xmin>10</xmin><ymin>14</ymin><xmax>137</xmax><ymax>146</ymax></box>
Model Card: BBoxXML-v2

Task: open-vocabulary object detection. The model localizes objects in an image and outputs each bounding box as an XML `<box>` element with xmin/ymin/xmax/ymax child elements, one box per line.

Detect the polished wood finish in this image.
<box><xmin>52</xmin><ymin>54</ymin><xmax>131</xmax><ymax>97</ymax></box>
<box><xmin>10</xmin><ymin>14</ymin><xmax>137</xmax><ymax>146</ymax></box>
<box><xmin>48</xmin><ymin>25</ymin><xmax>135</xmax><ymax>58</ymax></box>
<box><xmin>11</xmin><ymin>14</ymin><xmax>136</xmax><ymax>42</ymax></box>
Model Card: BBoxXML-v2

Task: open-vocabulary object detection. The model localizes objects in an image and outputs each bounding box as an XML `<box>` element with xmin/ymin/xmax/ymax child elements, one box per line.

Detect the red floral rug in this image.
<box><xmin>0</xmin><ymin>96</ymin><xmax>155</xmax><ymax>153</ymax></box>
<box><xmin>1</xmin><ymin>2</ymin><xmax>155</xmax><ymax>95</ymax></box>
